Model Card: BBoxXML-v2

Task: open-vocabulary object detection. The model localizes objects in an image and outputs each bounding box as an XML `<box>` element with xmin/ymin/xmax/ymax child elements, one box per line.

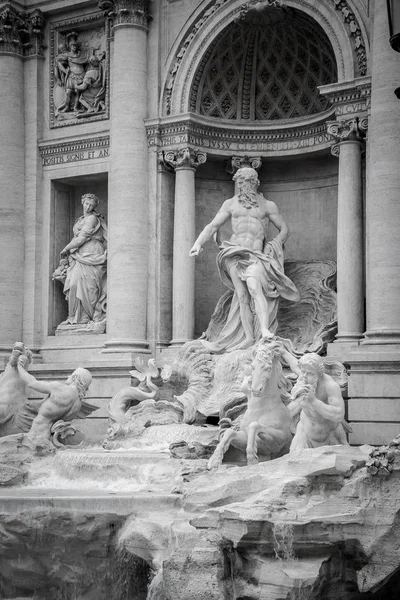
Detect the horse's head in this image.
<box><xmin>250</xmin><ymin>339</ymin><xmax>282</xmax><ymax>396</ymax></box>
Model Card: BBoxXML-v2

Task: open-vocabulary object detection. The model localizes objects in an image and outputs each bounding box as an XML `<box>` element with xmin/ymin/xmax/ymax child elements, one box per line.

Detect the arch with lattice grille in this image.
<box><xmin>162</xmin><ymin>0</ymin><xmax>368</xmax><ymax>118</ymax></box>
<box><xmin>191</xmin><ymin>11</ymin><xmax>338</xmax><ymax>122</ymax></box>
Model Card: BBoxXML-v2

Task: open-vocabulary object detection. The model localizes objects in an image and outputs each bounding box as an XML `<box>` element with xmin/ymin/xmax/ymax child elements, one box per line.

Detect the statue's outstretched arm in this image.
<box><xmin>17</xmin><ymin>362</ymin><xmax>53</xmax><ymax>396</ymax></box>
<box><xmin>189</xmin><ymin>200</ymin><xmax>231</xmax><ymax>256</ymax></box>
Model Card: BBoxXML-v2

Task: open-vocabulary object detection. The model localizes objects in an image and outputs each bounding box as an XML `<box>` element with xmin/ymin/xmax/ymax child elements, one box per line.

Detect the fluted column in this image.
<box><xmin>164</xmin><ymin>148</ymin><xmax>207</xmax><ymax>346</ymax></box>
<box><xmin>327</xmin><ymin>118</ymin><xmax>366</xmax><ymax>344</ymax></box>
<box><xmin>364</xmin><ymin>0</ymin><xmax>400</xmax><ymax>344</ymax></box>
<box><xmin>100</xmin><ymin>0</ymin><xmax>151</xmax><ymax>353</ymax></box>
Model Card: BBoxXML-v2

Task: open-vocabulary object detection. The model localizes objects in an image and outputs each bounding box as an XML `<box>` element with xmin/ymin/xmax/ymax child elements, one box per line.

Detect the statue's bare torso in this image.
<box><xmin>224</xmin><ymin>194</ymin><xmax>273</xmax><ymax>251</ymax></box>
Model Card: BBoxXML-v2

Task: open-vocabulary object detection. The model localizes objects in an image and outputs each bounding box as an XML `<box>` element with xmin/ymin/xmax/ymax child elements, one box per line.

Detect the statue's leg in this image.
<box><xmin>246</xmin><ymin>276</ymin><xmax>273</xmax><ymax>339</ymax></box>
<box><xmin>207</xmin><ymin>429</ymin><xmax>246</xmax><ymax>470</ymax></box>
<box><xmin>246</xmin><ymin>421</ymin><xmax>263</xmax><ymax>464</ymax></box>
<box><xmin>228</xmin><ymin>264</ymin><xmax>254</xmax><ymax>349</ymax></box>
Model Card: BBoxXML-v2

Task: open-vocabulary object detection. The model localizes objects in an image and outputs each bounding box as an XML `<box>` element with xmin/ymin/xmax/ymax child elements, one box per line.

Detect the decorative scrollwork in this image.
<box><xmin>163</xmin><ymin>147</ymin><xmax>207</xmax><ymax>170</ymax></box>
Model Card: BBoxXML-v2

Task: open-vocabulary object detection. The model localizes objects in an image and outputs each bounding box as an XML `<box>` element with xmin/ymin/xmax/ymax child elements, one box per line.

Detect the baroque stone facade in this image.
<box><xmin>0</xmin><ymin>0</ymin><xmax>399</xmax><ymax>449</ymax></box>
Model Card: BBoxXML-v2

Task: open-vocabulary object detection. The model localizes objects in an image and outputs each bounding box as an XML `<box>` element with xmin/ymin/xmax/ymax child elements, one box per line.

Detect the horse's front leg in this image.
<box><xmin>208</xmin><ymin>429</ymin><xmax>246</xmax><ymax>470</ymax></box>
<box><xmin>246</xmin><ymin>421</ymin><xmax>263</xmax><ymax>465</ymax></box>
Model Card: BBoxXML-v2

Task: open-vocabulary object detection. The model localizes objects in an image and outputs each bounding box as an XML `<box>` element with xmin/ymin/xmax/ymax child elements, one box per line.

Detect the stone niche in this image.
<box><xmin>49</xmin><ymin>174</ymin><xmax>108</xmax><ymax>335</ymax></box>
<box><xmin>194</xmin><ymin>153</ymin><xmax>338</xmax><ymax>337</ymax></box>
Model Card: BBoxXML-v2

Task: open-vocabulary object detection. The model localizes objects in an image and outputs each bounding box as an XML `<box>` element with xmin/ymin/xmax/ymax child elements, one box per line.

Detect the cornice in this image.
<box><xmin>39</xmin><ymin>135</ymin><xmax>110</xmax><ymax>166</ymax></box>
<box><xmin>319</xmin><ymin>76</ymin><xmax>371</xmax><ymax>118</ymax></box>
<box><xmin>145</xmin><ymin>109</ymin><xmax>336</xmax><ymax>157</ymax></box>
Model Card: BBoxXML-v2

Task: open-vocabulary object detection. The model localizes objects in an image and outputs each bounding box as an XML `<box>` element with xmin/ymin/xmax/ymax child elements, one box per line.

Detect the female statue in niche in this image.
<box><xmin>53</xmin><ymin>193</ymin><xmax>107</xmax><ymax>334</ymax></box>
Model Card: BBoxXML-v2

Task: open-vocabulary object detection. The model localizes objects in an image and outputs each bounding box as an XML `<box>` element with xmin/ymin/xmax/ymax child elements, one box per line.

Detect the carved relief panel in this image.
<box><xmin>50</xmin><ymin>14</ymin><xmax>110</xmax><ymax>128</ymax></box>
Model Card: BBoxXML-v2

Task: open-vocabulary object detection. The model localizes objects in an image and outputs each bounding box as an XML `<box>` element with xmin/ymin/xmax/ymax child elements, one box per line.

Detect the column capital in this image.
<box><xmin>227</xmin><ymin>155</ymin><xmax>262</xmax><ymax>175</ymax></box>
<box><xmin>98</xmin><ymin>0</ymin><xmax>151</xmax><ymax>30</ymax></box>
<box><xmin>164</xmin><ymin>148</ymin><xmax>207</xmax><ymax>171</ymax></box>
<box><xmin>0</xmin><ymin>4</ymin><xmax>46</xmax><ymax>57</ymax></box>
<box><xmin>327</xmin><ymin>117</ymin><xmax>368</xmax><ymax>157</ymax></box>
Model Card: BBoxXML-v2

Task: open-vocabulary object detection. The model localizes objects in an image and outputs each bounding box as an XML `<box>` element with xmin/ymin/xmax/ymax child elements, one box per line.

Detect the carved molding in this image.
<box><xmin>146</xmin><ymin>109</ymin><xmax>336</xmax><ymax>157</ymax></box>
<box><xmin>98</xmin><ymin>0</ymin><xmax>151</xmax><ymax>29</ymax></box>
<box><xmin>0</xmin><ymin>4</ymin><xmax>46</xmax><ymax>57</ymax></box>
<box><xmin>39</xmin><ymin>135</ymin><xmax>110</xmax><ymax>166</ymax></box>
<box><xmin>331</xmin><ymin>0</ymin><xmax>367</xmax><ymax>76</ymax></box>
<box><xmin>163</xmin><ymin>147</ymin><xmax>207</xmax><ymax>170</ymax></box>
<box><xmin>319</xmin><ymin>76</ymin><xmax>371</xmax><ymax>118</ymax></box>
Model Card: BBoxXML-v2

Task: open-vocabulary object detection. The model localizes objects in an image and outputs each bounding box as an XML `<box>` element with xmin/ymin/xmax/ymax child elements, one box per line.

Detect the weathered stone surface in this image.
<box><xmin>0</xmin><ymin>464</ymin><xmax>27</xmax><ymax>487</ymax></box>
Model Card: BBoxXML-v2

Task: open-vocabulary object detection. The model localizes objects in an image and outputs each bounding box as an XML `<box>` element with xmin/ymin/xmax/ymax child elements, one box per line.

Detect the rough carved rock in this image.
<box><xmin>169</xmin><ymin>440</ymin><xmax>218</xmax><ymax>460</ymax></box>
<box><xmin>0</xmin><ymin>464</ymin><xmax>27</xmax><ymax>487</ymax></box>
<box><xmin>160</xmin><ymin>444</ymin><xmax>400</xmax><ymax>599</ymax></box>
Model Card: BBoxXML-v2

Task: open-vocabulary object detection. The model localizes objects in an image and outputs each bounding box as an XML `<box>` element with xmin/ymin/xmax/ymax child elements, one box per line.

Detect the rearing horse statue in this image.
<box><xmin>208</xmin><ymin>338</ymin><xmax>298</xmax><ymax>468</ymax></box>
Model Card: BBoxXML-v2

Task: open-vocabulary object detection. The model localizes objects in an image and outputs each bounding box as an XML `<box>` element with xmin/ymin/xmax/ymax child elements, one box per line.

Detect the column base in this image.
<box><xmin>361</xmin><ymin>330</ymin><xmax>400</xmax><ymax>345</ymax></box>
<box><xmin>169</xmin><ymin>338</ymin><xmax>194</xmax><ymax>348</ymax></box>
<box><xmin>334</xmin><ymin>333</ymin><xmax>364</xmax><ymax>343</ymax></box>
<box><xmin>101</xmin><ymin>340</ymin><xmax>150</xmax><ymax>354</ymax></box>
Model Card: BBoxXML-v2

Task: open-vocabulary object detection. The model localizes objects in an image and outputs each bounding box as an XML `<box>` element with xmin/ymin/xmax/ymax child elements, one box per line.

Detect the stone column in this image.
<box><xmin>364</xmin><ymin>0</ymin><xmax>400</xmax><ymax>344</ymax></box>
<box><xmin>99</xmin><ymin>0</ymin><xmax>151</xmax><ymax>353</ymax></box>
<box><xmin>0</xmin><ymin>5</ymin><xmax>27</xmax><ymax>357</ymax></box>
<box><xmin>164</xmin><ymin>148</ymin><xmax>207</xmax><ymax>346</ymax></box>
<box><xmin>327</xmin><ymin>118</ymin><xmax>366</xmax><ymax>344</ymax></box>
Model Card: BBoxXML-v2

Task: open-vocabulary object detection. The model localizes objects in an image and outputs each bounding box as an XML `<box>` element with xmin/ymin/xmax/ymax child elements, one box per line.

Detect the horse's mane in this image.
<box><xmin>252</xmin><ymin>339</ymin><xmax>292</xmax><ymax>403</ymax></box>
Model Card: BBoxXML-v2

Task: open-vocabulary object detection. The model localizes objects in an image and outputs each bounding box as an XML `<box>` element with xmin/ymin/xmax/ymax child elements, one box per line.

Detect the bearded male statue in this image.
<box><xmin>190</xmin><ymin>167</ymin><xmax>300</xmax><ymax>353</ymax></box>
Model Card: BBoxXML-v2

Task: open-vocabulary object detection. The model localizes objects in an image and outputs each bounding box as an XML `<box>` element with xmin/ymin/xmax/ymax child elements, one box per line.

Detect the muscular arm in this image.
<box><xmin>281</xmin><ymin>349</ymin><xmax>301</xmax><ymax>376</ymax></box>
<box><xmin>189</xmin><ymin>200</ymin><xmax>232</xmax><ymax>256</ymax></box>
<box><xmin>267</xmin><ymin>201</ymin><xmax>290</xmax><ymax>245</ymax></box>
<box><xmin>310</xmin><ymin>379</ymin><xmax>345</xmax><ymax>423</ymax></box>
<box><xmin>17</xmin><ymin>363</ymin><xmax>54</xmax><ymax>395</ymax></box>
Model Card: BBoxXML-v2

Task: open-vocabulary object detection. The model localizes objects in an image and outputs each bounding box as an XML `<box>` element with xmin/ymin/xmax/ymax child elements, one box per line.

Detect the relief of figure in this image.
<box><xmin>16</xmin><ymin>359</ymin><xmax>96</xmax><ymax>450</ymax></box>
<box><xmin>207</xmin><ymin>338</ymin><xmax>299</xmax><ymax>469</ymax></box>
<box><xmin>288</xmin><ymin>353</ymin><xmax>349</xmax><ymax>450</ymax></box>
<box><xmin>76</xmin><ymin>53</ymin><xmax>106</xmax><ymax>116</ymax></box>
<box><xmin>53</xmin><ymin>32</ymin><xmax>107</xmax><ymax>120</ymax></box>
<box><xmin>190</xmin><ymin>167</ymin><xmax>300</xmax><ymax>353</ymax></box>
<box><xmin>53</xmin><ymin>193</ymin><xmax>107</xmax><ymax>333</ymax></box>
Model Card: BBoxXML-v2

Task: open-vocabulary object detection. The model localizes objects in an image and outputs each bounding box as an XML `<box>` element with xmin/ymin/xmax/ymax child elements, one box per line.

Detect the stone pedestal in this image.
<box><xmin>101</xmin><ymin>0</ymin><xmax>151</xmax><ymax>353</ymax></box>
<box><xmin>164</xmin><ymin>149</ymin><xmax>207</xmax><ymax>346</ymax></box>
<box><xmin>328</xmin><ymin>119</ymin><xmax>366</xmax><ymax>344</ymax></box>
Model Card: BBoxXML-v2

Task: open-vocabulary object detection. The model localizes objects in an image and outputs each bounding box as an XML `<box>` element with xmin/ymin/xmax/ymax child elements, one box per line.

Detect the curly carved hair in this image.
<box><xmin>81</xmin><ymin>193</ymin><xmax>99</xmax><ymax>208</ymax></box>
<box><xmin>298</xmin><ymin>352</ymin><xmax>325</xmax><ymax>376</ymax></box>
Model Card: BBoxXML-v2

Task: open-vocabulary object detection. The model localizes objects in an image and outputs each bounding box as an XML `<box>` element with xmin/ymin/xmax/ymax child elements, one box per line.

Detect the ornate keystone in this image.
<box><xmin>327</xmin><ymin>117</ymin><xmax>368</xmax><ymax>157</ymax></box>
<box><xmin>98</xmin><ymin>0</ymin><xmax>151</xmax><ymax>29</ymax></box>
<box><xmin>0</xmin><ymin>4</ymin><xmax>46</xmax><ymax>57</ymax></box>
<box><xmin>235</xmin><ymin>0</ymin><xmax>292</xmax><ymax>26</ymax></box>
<box><xmin>164</xmin><ymin>148</ymin><xmax>207</xmax><ymax>170</ymax></box>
